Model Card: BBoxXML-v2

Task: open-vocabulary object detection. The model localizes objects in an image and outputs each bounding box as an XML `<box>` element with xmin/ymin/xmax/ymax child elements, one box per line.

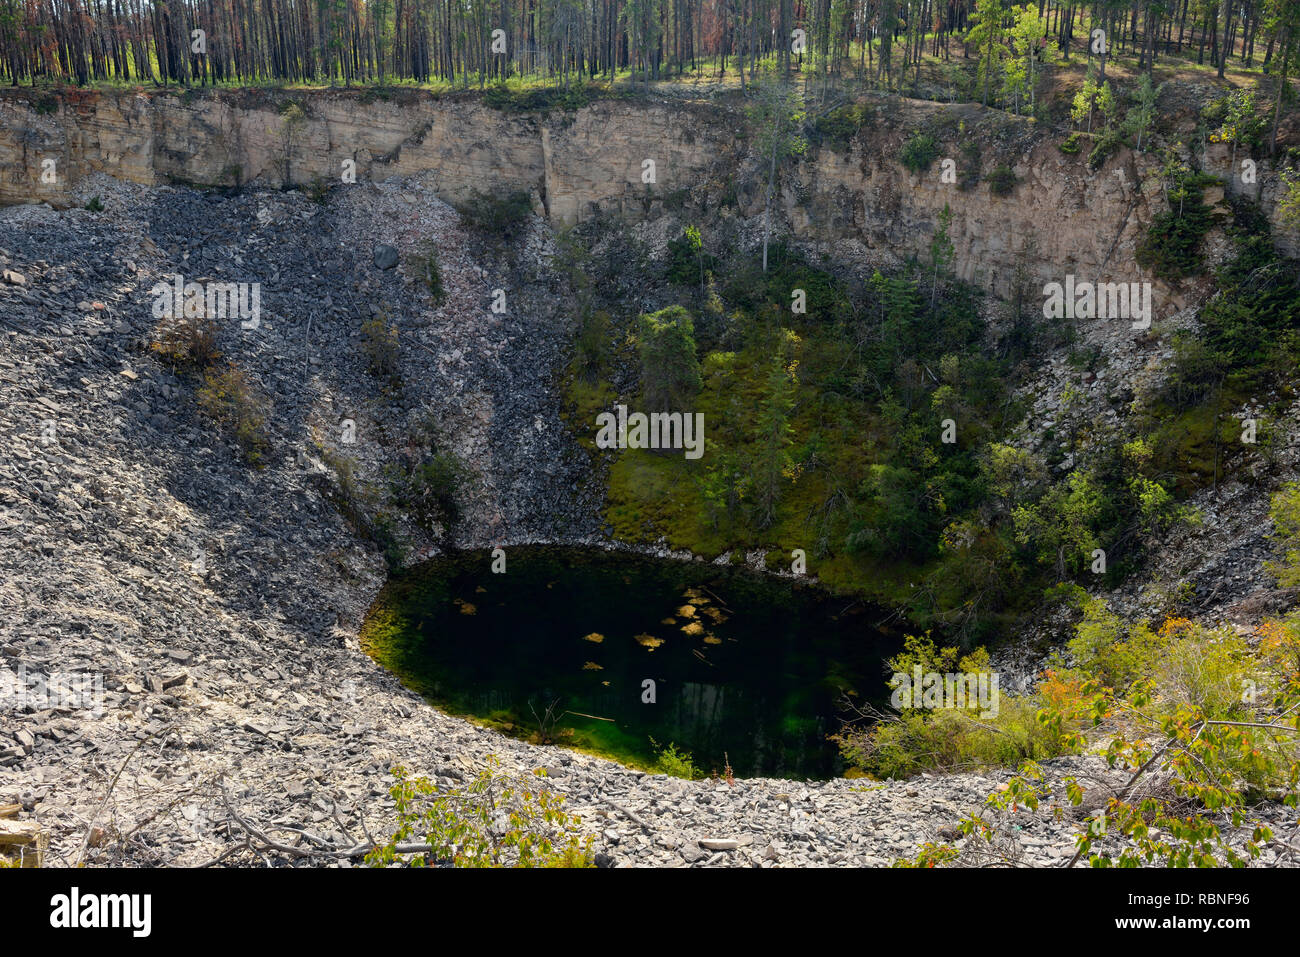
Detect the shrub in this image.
<box><xmin>365</xmin><ymin>761</ymin><xmax>594</xmax><ymax>868</ymax></box>
<box><xmin>1058</xmin><ymin>132</ymin><xmax>1082</xmax><ymax>154</ymax></box>
<box><xmin>319</xmin><ymin>447</ymin><xmax>404</xmax><ymax>568</ymax></box>
<box><xmin>400</xmin><ymin>451</ymin><xmax>466</xmax><ymax>535</ymax></box>
<box><xmin>809</xmin><ymin>103</ymin><xmax>872</xmax><ymax>149</ymax></box>
<box><xmin>304</xmin><ymin>176</ymin><xmax>331</xmax><ymax>204</ymax></box>
<box><xmin>482</xmin><ymin>83</ymin><xmax>594</xmax><ymax>115</ymax></box>
<box><xmin>455</xmin><ymin>189</ymin><xmax>533</xmax><ymax>240</ymax></box>
<box><xmin>1194</xmin><ymin>207</ymin><xmax>1300</xmax><ymax>368</ymax></box>
<box><xmin>1268</xmin><ymin>484</ymin><xmax>1300</xmax><ymax>589</ymax></box>
<box><xmin>1153</xmin><ymin>619</ymin><xmax>1252</xmax><ymax>720</ymax></box>
<box><xmin>1135</xmin><ymin>172</ymin><xmax>1217</xmax><ymax>280</ymax></box>
<box><xmin>1281</xmin><ymin>168</ymin><xmax>1300</xmax><ymax>231</ymax></box>
<box><xmin>722</xmin><ymin>240</ymin><xmax>851</xmax><ymax>325</ymax></box>
<box><xmin>197</xmin><ymin>362</ymin><xmax>270</xmax><ymax>465</ymax></box>
<box><xmin>319</xmin><ymin>447</ymin><xmax>364</xmax><ymax>527</ymax></box>
<box><xmin>838</xmin><ymin>697</ymin><xmax>1071</xmax><ymax>780</ymax></box>
<box><xmin>371</xmin><ymin>511</ymin><xmax>407</xmax><ymax>570</ymax></box>
<box><xmin>1087</xmin><ymin>130</ymin><xmax>1122</xmax><ymax>170</ymax></box>
<box><xmin>897</xmin><ymin>605</ymin><xmax>1300</xmax><ymax>867</ymax></box>
<box><xmin>361</xmin><ymin>314</ymin><xmax>400</xmax><ymax>382</ymax></box>
<box><xmin>652</xmin><ymin>741</ymin><xmax>702</xmax><ymax>779</ymax></box>
<box><xmin>407</xmin><ymin>242</ymin><xmax>445</xmax><ymax>302</ymax></box>
<box><xmin>1204</xmin><ymin>89</ymin><xmax>1269</xmax><ymax>157</ymax></box>
<box><xmin>1155</xmin><ymin>330</ymin><xmax>1222</xmax><ymax>411</ymax></box>
<box><xmin>1066</xmin><ymin>595</ymin><xmax>1159</xmax><ymax>691</ymax></box>
<box><xmin>957</xmin><ymin>141</ymin><xmax>982</xmax><ymax>192</ymax></box>
<box><xmin>665</xmin><ymin>225</ymin><xmax>716</xmax><ymax>287</ymax></box>
<box><xmin>900</xmin><ymin>131</ymin><xmax>940</xmax><ymax>174</ymax></box>
<box><xmin>575</xmin><ymin>309</ymin><xmax>609</xmax><ymax>381</ymax></box>
<box><xmin>84</xmin><ymin>195</ymin><xmax>104</xmax><ymax>212</ymax></box>
<box><xmin>1259</xmin><ymin>615</ymin><xmax>1300</xmax><ymax>679</ymax></box>
<box><xmin>151</xmin><ymin>316</ymin><xmax>221</xmax><ymax>371</ymax></box>
<box><xmin>636</xmin><ymin>305</ymin><xmax>701</xmax><ymax>412</ymax></box>
<box><xmin>835</xmin><ymin>633</ymin><xmax>1076</xmax><ymax>779</ymax></box>
<box><xmin>986</xmin><ymin>164</ymin><xmax>1018</xmax><ymax>197</ymax></box>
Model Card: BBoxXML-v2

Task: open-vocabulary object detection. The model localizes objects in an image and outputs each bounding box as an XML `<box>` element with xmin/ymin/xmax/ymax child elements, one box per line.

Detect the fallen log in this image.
<box><xmin>0</xmin><ymin>819</ymin><xmax>45</xmax><ymax>867</ymax></box>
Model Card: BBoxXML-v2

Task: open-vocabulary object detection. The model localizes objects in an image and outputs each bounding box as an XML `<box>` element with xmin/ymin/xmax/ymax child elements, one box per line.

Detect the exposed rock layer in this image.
<box><xmin>4</xmin><ymin>88</ymin><xmax>1293</xmax><ymax>310</ymax></box>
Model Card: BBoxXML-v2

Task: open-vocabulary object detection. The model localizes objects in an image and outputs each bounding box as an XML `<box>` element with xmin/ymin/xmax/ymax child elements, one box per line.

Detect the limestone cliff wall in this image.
<box><xmin>782</xmin><ymin>103</ymin><xmax>1152</xmax><ymax>300</ymax></box>
<box><xmin>1</xmin><ymin>87</ymin><xmax>1292</xmax><ymax>306</ymax></box>
<box><xmin>0</xmin><ymin>89</ymin><xmax>731</xmax><ymax>222</ymax></box>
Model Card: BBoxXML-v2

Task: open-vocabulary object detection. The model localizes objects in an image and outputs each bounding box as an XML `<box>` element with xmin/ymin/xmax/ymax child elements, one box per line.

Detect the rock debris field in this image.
<box><xmin>0</xmin><ymin>176</ymin><xmax>1294</xmax><ymax>868</ymax></box>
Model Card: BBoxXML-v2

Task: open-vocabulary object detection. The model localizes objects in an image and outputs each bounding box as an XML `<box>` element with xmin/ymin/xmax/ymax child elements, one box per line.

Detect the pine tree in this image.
<box><xmin>966</xmin><ymin>0</ymin><xmax>1008</xmax><ymax>107</ymax></box>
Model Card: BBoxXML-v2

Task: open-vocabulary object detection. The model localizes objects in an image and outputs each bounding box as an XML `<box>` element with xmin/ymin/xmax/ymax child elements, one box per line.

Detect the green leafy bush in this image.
<box><xmin>1087</xmin><ymin>130</ymin><xmax>1122</xmax><ymax>170</ymax></box>
<box><xmin>575</xmin><ymin>309</ymin><xmax>610</xmax><ymax>381</ymax></box>
<box><xmin>898</xmin><ymin>607</ymin><xmax>1300</xmax><ymax>867</ymax></box>
<box><xmin>407</xmin><ymin>242</ymin><xmax>445</xmax><ymax>302</ymax></box>
<box><xmin>636</xmin><ymin>305</ymin><xmax>702</xmax><ymax>411</ymax></box>
<box><xmin>985</xmin><ymin>164</ymin><xmax>1018</xmax><ymax>196</ymax></box>
<box><xmin>197</xmin><ymin>362</ymin><xmax>270</xmax><ymax>465</ymax></box>
<box><xmin>1196</xmin><ymin>214</ymin><xmax>1300</xmax><ymax>367</ymax></box>
<box><xmin>1204</xmin><ymin>89</ymin><xmax>1270</xmax><ymax>156</ymax></box>
<box><xmin>835</xmin><ymin>634</ymin><xmax>1074</xmax><ymax>779</ymax></box>
<box><xmin>840</xmin><ymin>698</ymin><xmax>1071</xmax><ymax>780</ymax></box>
<box><xmin>399</xmin><ymin>451</ymin><xmax>466</xmax><ymax>535</ymax></box>
<box><xmin>1124</xmin><ymin>199</ymin><xmax>1299</xmax><ymax>519</ymax></box>
<box><xmin>1065</xmin><ymin>594</ymin><xmax>1159</xmax><ymax>691</ymax></box>
<box><xmin>957</xmin><ymin>141</ymin><xmax>982</xmax><ymax>192</ymax></box>
<box><xmin>652</xmin><ymin>741</ymin><xmax>702</xmax><ymax>779</ymax></box>
<box><xmin>482</xmin><ymin>83</ymin><xmax>594</xmax><ymax>114</ymax></box>
<box><xmin>1135</xmin><ymin>172</ymin><xmax>1218</xmax><ymax>280</ymax></box>
<box><xmin>900</xmin><ymin>131</ymin><xmax>940</xmax><ymax>174</ymax></box>
<box><xmin>665</xmin><ymin>225</ymin><xmax>716</xmax><ymax>286</ymax></box>
<box><xmin>721</xmin><ymin>241</ymin><xmax>851</xmax><ymax>325</ymax></box>
<box><xmin>1269</xmin><ymin>485</ymin><xmax>1300</xmax><ymax>589</ymax></box>
<box><xmin>365</xmin><ymin>761</ymin><xmax>594</xmax><ymax>868</ymax></box>
<box><xmin>809</xmin><ymin>103</ymin><xmax>872</xmax><ymax>149</ymax></box>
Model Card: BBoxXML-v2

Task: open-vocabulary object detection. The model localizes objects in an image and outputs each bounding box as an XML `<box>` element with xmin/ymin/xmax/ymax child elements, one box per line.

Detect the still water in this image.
<box><xmin>361</xmin><ymin>545</ymin><xmax>903</xmax><ymax>778</ymax></box>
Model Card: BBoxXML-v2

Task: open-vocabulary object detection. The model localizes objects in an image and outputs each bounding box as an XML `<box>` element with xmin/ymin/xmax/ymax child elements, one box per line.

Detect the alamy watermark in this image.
<box><xmin>50</xmin><ymin>887</ymin><xmax>151</xmax><ymax>937</ymax></box>
<box><xmin>1</xmin><ymin>663</ymin><xmax>104</xmax><ymax>717</ymax></box>
<box><xmin>1042</xmin><ymin>274</ymin><xmax>1151</xmax><ymax>330</ymax></box>
<box><xmin>890</xmin><ymin>666</ymin><xmax>1000</xmax><ymax>719</ymax></box>
<box><xmin>595</xmin><ymin>405</ymin><xmax>705</xmax><ymax>460</ymax></box>
<box><xmin>150</xmin><ymin>272</ymin><xmax>261</xmax><ymax>330</ymax></box>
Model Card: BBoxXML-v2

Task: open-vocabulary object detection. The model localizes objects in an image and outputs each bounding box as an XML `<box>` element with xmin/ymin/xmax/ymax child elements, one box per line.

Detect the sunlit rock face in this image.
<box><xmin>8</xmin><ymin>86</ymin><xmax>1287</xmax><ymax>305</ymax></box>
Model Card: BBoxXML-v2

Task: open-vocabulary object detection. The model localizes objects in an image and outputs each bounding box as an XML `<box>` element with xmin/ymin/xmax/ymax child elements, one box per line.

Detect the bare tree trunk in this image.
<box><xmin>762</xmin><ymin>103</ymin><xmax>784</xmax><ymax>273</ymax></box>
<box><xmin>1218</xmin><ymin>0</ymin><xmax>1232</xmax><ymax>78</ymax></box>
<box><xmin>1271</xmin><ymin>26</ymin><xmax>1292</xmax><ymax>157</ymax></box>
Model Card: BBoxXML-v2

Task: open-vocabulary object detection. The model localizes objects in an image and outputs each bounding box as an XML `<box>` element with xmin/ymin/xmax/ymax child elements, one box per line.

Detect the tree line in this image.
<box><xmin>0</xmin><ymin>0</ymin><xmax>1295</xmax><ymax>94</ymax></box>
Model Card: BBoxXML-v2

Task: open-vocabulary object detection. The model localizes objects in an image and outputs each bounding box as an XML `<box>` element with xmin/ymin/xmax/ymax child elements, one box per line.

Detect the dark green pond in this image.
<box><xmin>361</xmin><ymin>545</ymin><xmax>903</xmax><ymax>779</ymax></box>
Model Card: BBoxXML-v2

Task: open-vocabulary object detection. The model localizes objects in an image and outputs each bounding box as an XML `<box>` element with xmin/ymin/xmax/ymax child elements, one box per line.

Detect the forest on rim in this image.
<box><xmin>0</xmin><ymin>0</ymin><xmax>1296</xmax><ymax>91</ymax></box>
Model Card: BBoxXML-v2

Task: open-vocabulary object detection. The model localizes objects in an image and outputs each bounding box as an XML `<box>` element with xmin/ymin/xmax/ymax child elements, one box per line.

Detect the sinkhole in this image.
<box><xmin>361</xmin><ymin>545</ymin><xmax>905</xmax><ymax>779</ymax></box>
